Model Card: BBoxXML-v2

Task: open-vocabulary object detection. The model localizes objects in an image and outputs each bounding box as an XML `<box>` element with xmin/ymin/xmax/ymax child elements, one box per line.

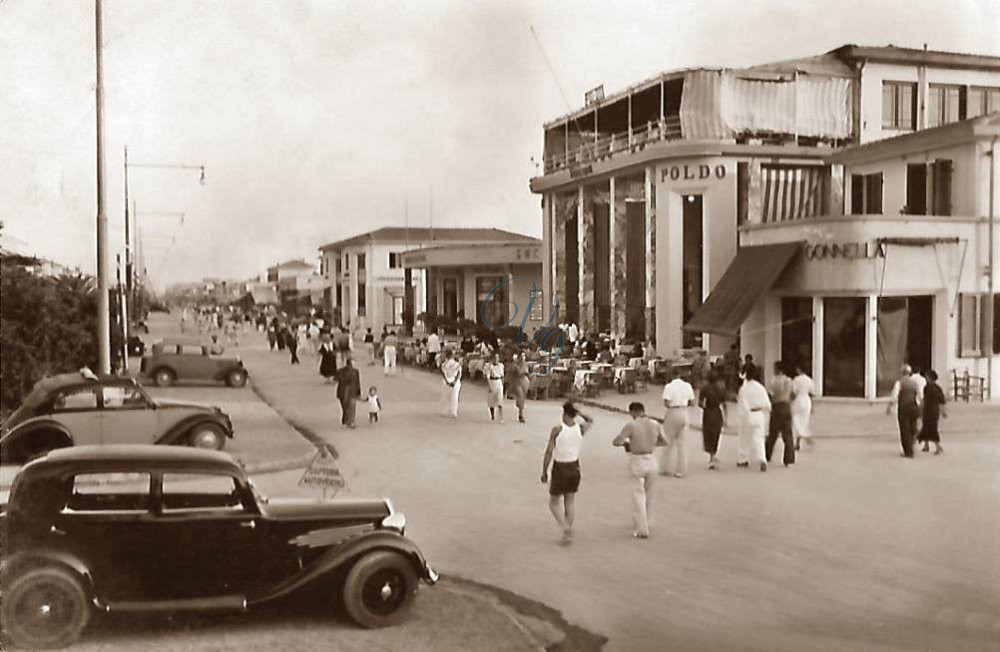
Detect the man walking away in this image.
<box><xmin>383</xmin><ymin>330</ymin><xmax>398</xmax><ymax>375</ymax></box>
<box><xmin>737</xmin><ymin>365</ymin><xmax>771</xmax><ymax>472</ymax></box>
<box><xmin>612</xmin><ymin>402</ymin><xmax>667</xmax><ymax>538</ymax></box>
<box><xmin>363</xmin><ymin>327</ymin><xmax>375</xmax><ymax>365</ymax></box>
<box><xmin>427</xmin><ymin>329</ymin><xmax>442</xmax><ymax>368</ymax></box>
<box><xmin>337</xmin><ymin>357</ymin><xmax>361</xmax><ymax>429</ymax></box>
<box><xmin>765</xmin><ymin>361</ymin><xmax>795</xmax><ymax>467</ymax></box>
<box><xmin>288</xmin><ymin>328</ymin><xmax>300</xmax><ymax>365</ymax></box>
<box><xmin>541</xmin><ymin>402</ymin><xmax>593</xmax><ymax>545</ymax></box>
<box><xmin>660</xmin><ymin>367</ymin><xmax>695</xmax><ymax>477</ymax></box>
<box><xmin>887</xmin><ymin>364</ymin><xmax>921</xmax><ymax>458</ymax></box>
<box><xmin>440</xmin><ymin>350</ymin><xmax>463</xmax><ymax>418</ymax></box>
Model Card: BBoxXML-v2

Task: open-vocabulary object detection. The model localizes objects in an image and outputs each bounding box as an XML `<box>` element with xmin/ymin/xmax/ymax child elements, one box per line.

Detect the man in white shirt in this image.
<box><xmin>427</xmin><ymin>330</ymin><xmax>442</xmax><ymax>368</ymax></box>
<box><xmin>737</xmin><ymin>365</ymin><xmax>771</xmax><ymax>472</ymax></box>
<box><xmin>440</xmin><ymin>350</ymin><xmax>463</xmax><ymax>418</ymax></box>
<box><xmin>660</xmin><ymin>367</ymin><xmax>695</xmax><ymax>478</ymax></box>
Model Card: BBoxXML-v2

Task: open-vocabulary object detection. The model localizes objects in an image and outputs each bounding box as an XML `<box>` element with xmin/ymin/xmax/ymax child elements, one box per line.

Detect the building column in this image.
<box><xmin>812</xmin><ymin>296</ymin><xmax>824</xmax><ymax>396</ymax></box>
<box><xmin>864</xmin><ymin>294</ymin><xmax>877</xmax><ymax>400</ymax></box>
<box><xmin>403</xmin><ymin>267</ymin><xmax>414</xmax><ymax>335</ymax></box>
<box><xmin>542</xmin><ymin>194</ymin><xmax>553</xmax><ymax>325</ymax></box>
<box><xmin>608</xmin><ymin>177</ymin><xmax>625</xmax><ymax>339</ymax></box>
<box><xmin>578</xmin><ymin>186</ymin><xmax>594</xmax><ymax>335</ymax></box>
<box><xmin>553</xmin><ymin>195</ymin><xmax>568</xmax><ymax>323</ymax></box>
<box><xmin>644</xmin><ymin>166</ymin><xmax>656</xmax><ymax>346</ymax></box>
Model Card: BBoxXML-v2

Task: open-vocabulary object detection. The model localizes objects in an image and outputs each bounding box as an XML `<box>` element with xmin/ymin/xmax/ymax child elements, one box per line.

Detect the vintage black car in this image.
<box><xmin>0</xmin><ymin>446</ymin><xmax>437</xmax><ymax>649</ymax></box>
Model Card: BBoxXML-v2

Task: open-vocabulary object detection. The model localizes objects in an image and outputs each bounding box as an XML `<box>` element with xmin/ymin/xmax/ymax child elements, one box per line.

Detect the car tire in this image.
<box><xmin>153</xmin><ymin>368</ymin><xmax>176</xmax><ymax>387</ymax></box>
<box><xmin>226</xmin><ymin>370</ymin><xmax>248</xmax><ymax>388</ymax></box>
<box><xmin>1</xmin><ymin>566</ymin><xmax>91</xmax><ymax>650</ymax></box>
<box><xmin>342</xmin><ymin>551</ymin><xmax>418</xmax><ymax>628</ymax></box>
<box><xmin>188</xmin><ymin>423</ymin><xmax>226</xmax><ymax>450</ymax></box>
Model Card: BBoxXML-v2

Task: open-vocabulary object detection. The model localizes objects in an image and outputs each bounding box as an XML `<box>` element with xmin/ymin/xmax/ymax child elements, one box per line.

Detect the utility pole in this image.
<box><xmin>95</xmin><ymin>0</ymin><xmax>111</xmax><ymax>374</ymax></box>
<box><xmin>124</xmin><ymin>147</ymin><xmax>132</xmax><ymax>320</ymax></box>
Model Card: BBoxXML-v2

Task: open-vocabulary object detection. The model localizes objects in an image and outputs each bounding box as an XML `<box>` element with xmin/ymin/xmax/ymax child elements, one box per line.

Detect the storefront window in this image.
<box><xmin>442</xmin><ymin>278</ymin><xmax>459</xmax><ymax>319</ymax></box>
<box><xmin>477</xmin><ymin>276</ymin><xmax>507</xmax><ymax>326</ymax></box>
<box><xmin>823</xmin><ymin>298</ymin><xmax>866</xmax><ymax>397</ymax></box>
<box><xmin>781</xmin><ymin>297</ymin><xmax>813</xmax><ymax>375</ymax></box>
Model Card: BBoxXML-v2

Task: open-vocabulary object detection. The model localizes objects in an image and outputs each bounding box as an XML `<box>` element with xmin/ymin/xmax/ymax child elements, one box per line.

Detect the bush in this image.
<box><xmin>1</xmin><ymin>264</ymin><xmax>120</xmax><ymax>411</ymax></box>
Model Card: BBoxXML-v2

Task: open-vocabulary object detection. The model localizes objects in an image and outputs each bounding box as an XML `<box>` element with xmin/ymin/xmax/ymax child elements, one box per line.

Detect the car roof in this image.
<box><xmin>18</xmin><ymin>445</ymin><xmax>244</xmax><ymax>480</ymax></box>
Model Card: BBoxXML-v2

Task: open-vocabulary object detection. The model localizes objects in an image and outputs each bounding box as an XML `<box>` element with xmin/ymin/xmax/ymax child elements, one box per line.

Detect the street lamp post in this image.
<box><xmin>94</xmin><ymin>0</ymin><xmax>111</xmax><ymax>373</ymax></box>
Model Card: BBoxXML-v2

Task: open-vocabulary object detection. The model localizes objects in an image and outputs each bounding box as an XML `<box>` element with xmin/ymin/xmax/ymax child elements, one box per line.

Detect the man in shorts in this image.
<box><xmin>541</xmin><ymin>401</ymin><xmax>594</xmax><ymax>545</ymax></box>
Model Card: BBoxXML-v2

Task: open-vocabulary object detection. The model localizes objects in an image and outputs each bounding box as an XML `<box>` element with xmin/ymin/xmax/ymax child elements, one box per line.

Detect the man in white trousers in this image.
<box><xmin>737</xmin><ymin>365</ymin><xmax>771</xmax><ymax>472</ymax></box>
<box><xmin>440</xmin><ymin>350</ymin><xmax>463</xmax><ymax>418</ymax></box>
<box><xmin>612</xmin><ymin>402</ymin><xmax>668</xmax><ymax>538</ymax></box>
<box><xmin>382</xmin><ymin>330</ymin><xmax>398</xmax><ymax>375</ymax></box>
<box><xmin>660</xmin><ymin>367</ymin><xmax>695</xmax><ymax>478</ymax></box>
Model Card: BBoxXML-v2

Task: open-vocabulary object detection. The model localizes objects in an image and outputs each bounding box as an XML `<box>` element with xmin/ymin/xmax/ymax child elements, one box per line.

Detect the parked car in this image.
<box><xmin>141</xmin><ymin>338</ymin><xmax>248</xmax><ymax>388</ymax></box>
<box><xmin>0</xmin><ymin>446</ymin><xmax>437</xmax><ymax>649</ymax></box>
<box><xmin>0</xmin><ymin>370</ymin><xmax>234</xmax><ymax>464</ymax></box>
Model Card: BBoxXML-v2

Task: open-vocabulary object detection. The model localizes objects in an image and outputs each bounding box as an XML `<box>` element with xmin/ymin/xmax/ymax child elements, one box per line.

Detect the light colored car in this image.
<box><xmin>0</xmin><ymin>371</ymin><xmax>234</xmax><ymax>464</ymax></box>
<box><xmin>141</xmin><ymin>338</ymin><xmax>248</xmax><ymax>388</ymax></box>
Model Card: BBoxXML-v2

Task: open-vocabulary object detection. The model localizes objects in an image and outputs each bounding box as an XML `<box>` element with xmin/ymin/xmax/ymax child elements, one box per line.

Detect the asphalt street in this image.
<box><xmin>236</xmin><ymin>328</ymin><xmax>1000</xmax><ymax>652</ymax></box>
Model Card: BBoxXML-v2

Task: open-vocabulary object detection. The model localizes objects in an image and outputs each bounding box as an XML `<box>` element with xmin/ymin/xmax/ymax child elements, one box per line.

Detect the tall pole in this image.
<box><xmin>95</xmin><ymin>0</ymin><xmax>111</xmax><ymax>374</ymax></box>
<box><xmin>988</xmin><ymin>138</ymin><xmax>996</xmax><ymax>399</ymax></box>
<box><xmin>124</xmin><ymin>147</ymin><xmax>132</xmax><ymax>320</ymax></box>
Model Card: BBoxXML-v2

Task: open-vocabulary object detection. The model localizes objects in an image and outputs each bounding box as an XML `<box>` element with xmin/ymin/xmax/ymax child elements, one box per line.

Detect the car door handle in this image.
<box><xmin>50</xmin><ymin>525</ymin><xmax>66</xmax><ymax>536</ymax></box>
<box><xmin>239</xmin><ymin>520</ymin><xmax>256</xmax><ymax>529</ymax></box>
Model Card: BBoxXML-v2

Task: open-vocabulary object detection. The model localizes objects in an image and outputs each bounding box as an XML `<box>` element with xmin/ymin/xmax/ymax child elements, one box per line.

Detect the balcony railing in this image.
<box><xmin>543</xmin><ymin>116</ymin><xmax>683</xmax><ymax>175</ymax></box>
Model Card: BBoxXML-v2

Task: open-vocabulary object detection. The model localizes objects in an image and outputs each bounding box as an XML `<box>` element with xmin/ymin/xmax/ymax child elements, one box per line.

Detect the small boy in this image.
<box><xmin>366</xmin><ymin>386</ymin><xmax>382</xmax><ymax>423</ymax></box>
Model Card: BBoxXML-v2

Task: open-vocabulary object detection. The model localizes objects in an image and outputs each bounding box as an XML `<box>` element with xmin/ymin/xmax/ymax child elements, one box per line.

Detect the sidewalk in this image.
<box><xmin>569</xmin><ymin>383</ymin><xmax>1000</xmax><ymax>439</ymax></box>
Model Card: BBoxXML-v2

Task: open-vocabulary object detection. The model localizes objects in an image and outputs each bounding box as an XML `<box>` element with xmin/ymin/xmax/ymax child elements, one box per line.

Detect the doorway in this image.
<box><xmin>823</xmin><ymin>297</ymin><xmax>866</xmax><ymax>397</ymax></box>
<box><xmin>876</xmin><ymin>295</ymin><xmax>934</xmax><ymax>396</ymax></box>
<box><xmin>682</xmin><ymin>194</ymin><xmax>704</xmax><ymax>348</ymax></box>
<box><xmin>781</xmin><ymin>297</ymin><xmax>813</xmax><ymax>375</ymax></box>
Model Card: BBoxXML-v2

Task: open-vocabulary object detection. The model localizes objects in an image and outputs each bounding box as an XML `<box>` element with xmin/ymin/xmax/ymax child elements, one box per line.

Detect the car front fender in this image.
<box><xmin>156</xmin><ymin>413</ymin><xmax>233</xmax><ymax>445</ymax></box>
<box><xmin>247</xmin><ymin>530</ymin><xmax>435</xmax><ymax>606</ymax></box>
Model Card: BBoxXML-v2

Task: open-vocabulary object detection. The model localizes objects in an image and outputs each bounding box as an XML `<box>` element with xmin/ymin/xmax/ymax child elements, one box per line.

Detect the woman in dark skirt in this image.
<box><xmin>918</xmin><ymin>369</ymin><xmax>947</xmax><ymax>454</ymax></box>
<box><xmin>318</xmin><ymin>334</ymin><xmax>338</xmax><ymax>384</ymax></box>
<box><xmin>699</xmin><ymin>372</ymin><xmax>727</xmax><ymax>470</ymax></box>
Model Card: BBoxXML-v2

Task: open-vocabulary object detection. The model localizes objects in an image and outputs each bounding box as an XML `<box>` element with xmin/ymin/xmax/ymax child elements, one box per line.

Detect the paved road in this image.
<box><xmin>238</xmin><ymin>329</ymin><xmax>1000</xmax><ymax>652</ymax></box>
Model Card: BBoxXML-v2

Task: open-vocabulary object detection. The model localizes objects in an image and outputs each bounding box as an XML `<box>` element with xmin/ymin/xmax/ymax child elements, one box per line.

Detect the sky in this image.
<box><xmin>2</xmin><ymin>0</ymin><xmax>998</xmax><ymax>289</ymax></box>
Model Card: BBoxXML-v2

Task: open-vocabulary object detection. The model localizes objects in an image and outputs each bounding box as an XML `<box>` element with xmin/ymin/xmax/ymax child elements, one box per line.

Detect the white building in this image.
<box><xmin>318</xmin><ymin>228</ymin><xmax>537</xmax><ymax>332</ymax></box>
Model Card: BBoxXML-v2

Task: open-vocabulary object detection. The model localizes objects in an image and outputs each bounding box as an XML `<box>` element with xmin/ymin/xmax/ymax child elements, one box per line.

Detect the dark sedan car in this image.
<box><xmin>0</xmin><ymin>371</ymin><xmax>234</xmax><ymax>465</ymax></box>
<box><xmin>0</xmin><ymin>446</ymin><xmax>437</xmax><ymax>649</ymax></box>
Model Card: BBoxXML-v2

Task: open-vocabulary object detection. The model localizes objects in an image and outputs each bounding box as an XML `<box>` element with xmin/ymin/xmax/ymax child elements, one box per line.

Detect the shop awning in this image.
<box><xmin>683</xmin><ymin>242</ymin><xmax>802</xmax><ymax>336</ymax></box>
<box><xmin>876</xmin><ymin>236</ymin><xmax>961</xmax><ymax>246</ymax></box>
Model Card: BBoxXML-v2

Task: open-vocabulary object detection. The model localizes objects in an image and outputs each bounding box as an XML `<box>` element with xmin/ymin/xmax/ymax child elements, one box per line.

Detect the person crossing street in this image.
<box><xmin>765</xmin><ymin>361</ymin><xmax>795</xmax><ymax>467</ymax></box>
<box><xmin>541</xmin><ymin>402</ymin><xmax>593</xmax><ymax>545</ymax></box>
<box><xmin>612</xmin><ymin>402</ymin><xmax>667</xmax><ymax>539</ymax></box>
<box><xmin>440</xmin><ymin>350</ymin><xmax>463</xmax><ymax>418</ymax></box>
<box><xmin>660</xmin><ymin>367</ymin><xmax>695</xmax><ymax>478</ymax></box>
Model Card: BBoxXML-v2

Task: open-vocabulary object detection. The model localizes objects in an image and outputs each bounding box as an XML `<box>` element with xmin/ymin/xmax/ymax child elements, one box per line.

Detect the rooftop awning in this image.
<box><xmin>683</xmin><ymin>242</ymin><xmax>802</xmax><ymax>336</ymax></box>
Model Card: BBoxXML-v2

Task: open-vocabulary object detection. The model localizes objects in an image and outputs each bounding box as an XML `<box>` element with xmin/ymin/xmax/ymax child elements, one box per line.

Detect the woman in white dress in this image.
<box><xmin>484</xmin><ymin>353</ymin><xmax>505</xmax><ymax>423</ymax></box>
<box><xmin>791</xmin><ymin>364</ymin><xmax>816</xmax><ymax>450</ymax></box>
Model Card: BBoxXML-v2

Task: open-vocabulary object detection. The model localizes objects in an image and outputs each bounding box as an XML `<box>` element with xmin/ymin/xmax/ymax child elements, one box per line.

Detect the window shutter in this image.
<box><xmin>932</xmin><ymin>159</ymin><xmax>953</xmax><ymax>216</ymax></box>
<box><xmin>867</xmin><ymin>173</ymin><xmax>883</xmax><ymax>214</ymax></box>
<box><xmin>981</xmin><ymin>295</ymin><xmax>993</xmax><ymax>355</ymax></box>
<box><xmin>905</xmin><ymin>164</ymin><xmax>927</xmax><ymax>214</ymax></box>
<box><xmin>850</xmin><ymin>174</ymin><xmax>864</xmax><ymax>214</ymax></box>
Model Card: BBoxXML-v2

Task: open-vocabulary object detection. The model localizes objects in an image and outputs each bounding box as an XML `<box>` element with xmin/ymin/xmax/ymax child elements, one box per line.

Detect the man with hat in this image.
<box><xmin>541</xmin><ymin>401</ymin><xmax>594</xmax><ymax>545</ymax></box>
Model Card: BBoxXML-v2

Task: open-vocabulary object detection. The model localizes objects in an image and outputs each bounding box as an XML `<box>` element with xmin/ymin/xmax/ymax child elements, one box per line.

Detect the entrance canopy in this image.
<box><xmin>683</xmin><ymin>242</ymin><xmax>802</xmax><ymax>336</ymax></box>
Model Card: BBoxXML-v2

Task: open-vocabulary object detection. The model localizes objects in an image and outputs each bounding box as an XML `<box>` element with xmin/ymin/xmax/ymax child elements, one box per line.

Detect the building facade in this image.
<box><xmin>400</xmin><ymin>239</ymin><xmax>546</xmax><ymax>333</ymax></box>
<box><xmin>529</xmin><ymin>45</ymin><xmax>1000</xmax><ymax>359</ymax></box>
<box><xmin>687</xmin><ymin>113</ymin><xmax>999</xmax><ymax>399</ymax></box>
<box><xmin>318</xmin><ymin>228</ymin><xmax>537</xmax><ymax>332</ymax></box>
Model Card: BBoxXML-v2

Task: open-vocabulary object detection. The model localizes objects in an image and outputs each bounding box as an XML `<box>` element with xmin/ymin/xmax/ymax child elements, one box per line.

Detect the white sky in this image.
<box><xmin>2</xmin><ymin>0</ymin><xmax>998</xmax><ymax>289</ymax></box>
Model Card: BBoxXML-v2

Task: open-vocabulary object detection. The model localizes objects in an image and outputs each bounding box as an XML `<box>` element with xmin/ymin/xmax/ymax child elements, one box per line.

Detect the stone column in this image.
<box><xmin>553</xmin><ymin>194</ymin><xmax>568</xmax><ymax>320</ymax></box>
<box><xmin>611</xmin><ymin>176</ymin><xmax>627</xmax><ymax>338</ymax></box>
<box><xmin>578</xmin><ymin>185</ymin><xmax>594</xmax><ymax>335</ymax></box>
<box><xmin>644</xmin><ymin>166</ymin><xmax>656</xmax><ymax>344</ymax></box>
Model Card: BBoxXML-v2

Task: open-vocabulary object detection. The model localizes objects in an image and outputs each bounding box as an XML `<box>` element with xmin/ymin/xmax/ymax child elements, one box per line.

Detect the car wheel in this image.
<box><xmin>343</xmin><ymin>551</ymin><xmax>418</xmax><ymax>628</ymax></box>
<box><xmin>188</xmin><ymin>423</ymin><xmax>226</xmax><ymax>450</ymax></box>
<box><xmin>153</xmin><ymin>368</ymin><xmax>176</xmax><ymax>387</ymax></box>
<box><xmin>1</xmin><ymin>566</ymin><xmax>91</xmax><ymax>650</ymax></box>
<box><xmin>226</xmin><ymin>370</ymin><xmax>248</xmax><ymax>388</ymax></box>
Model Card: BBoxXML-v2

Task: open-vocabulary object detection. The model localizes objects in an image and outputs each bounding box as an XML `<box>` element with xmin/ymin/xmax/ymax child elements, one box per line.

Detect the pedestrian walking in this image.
<box><xmin>288</xmin><ymin>329</ymin><xmax>300</xmax><ymax>365</ymax></box>
<box><xmin>887</xmin><ymin>364</ymin><xmax>921</xmax><ymax>458</ymax></box>
<box><xmin>917</xmin><ymin>369</ymin><xmax>946</xmax><ymax>454</ymax></box>
<box><xmin>366</xmin><ymin>386</ymin><xmax>382</xmax><ymax>424</ymax></box>
<box><xmin>382</xmin><ymin>330</ymin><xmax>398</xmax><ymax>375</ymax></box>
<box><xmin>612</xmin><ymin>402</ymin><xmax>668</xmax><ymax>539</ymax></box>
<box><xmin>440</xmin><ymin>350</ymin><xmax>463</xmax><ymax>418</ymax></box>
<box><xmin>791</xmin><ymin>364</ymin><xmax>815</xmax><ymax>450</ymax></box>
<box><xmin>318</xmin><ymin>335</ymin><xmax>338</xmax><ymax>384</ymax></box>
<box><xmin>737</xmin><ymin>365</ymin><xmax>771</xmax><ymax>472</ymax></box>
<box><xmin>541</xmin><ymin>401</ymin><xmax>593</xmax><ymax>545</ymax></box>
<box><xmin>363</xmin><ymin>328</ymin><xmax>375</xmax><ymax>365</ymax></box>
<box><xmin>336</xmin><ymin>357</ymin><xmax>361</xmax><ymax>428</ymax></box>
<box><xmin>660</xmin><ymin>367</ymin><xmax>695</xmax><ymax>477</ymax></box>
<box><xmin>308</xmin><ymin>321</ymin><xmax>321</xmax><ymax>355</ymax></box>
<box><xmin>484</xmin><ymin>353</ymin><xmax>505</xmax><ymax>423</ymax></box>
<box><xmin>765</xmin><ymin>361</ymin><xmax>795</xmax><ymax>467</ymax></box>
<box><xmin>427</xmin><ymin>329</ymin><xmax>442</xmax><ymax>368</ymax></box>
<box><xmin>699</xmin><ymin>372</ymin><xmax>727</xmax><ymax>470</ymax></box>
<box><xmin>510</xmin><ymin>352</ymin><xmax>531</xmax><ymax>423</ymax></box>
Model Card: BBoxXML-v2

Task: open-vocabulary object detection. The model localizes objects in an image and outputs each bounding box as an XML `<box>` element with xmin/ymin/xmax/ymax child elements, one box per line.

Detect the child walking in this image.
<box><xmin>367</xmin><ymin>386</ymin><xmax>382</xmax><ymax>424</ymax></box>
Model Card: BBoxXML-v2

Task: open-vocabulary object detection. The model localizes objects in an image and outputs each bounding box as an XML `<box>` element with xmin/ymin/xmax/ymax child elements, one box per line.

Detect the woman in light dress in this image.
<box><xmin>484</xmin><ymin>353</ymin><xmax>505</xmax><ymax>423</ymax></box>
<box><xmin>791</xmin><ymin>363</ymin><xmax>816</xmax><ymax>450</ymax></box>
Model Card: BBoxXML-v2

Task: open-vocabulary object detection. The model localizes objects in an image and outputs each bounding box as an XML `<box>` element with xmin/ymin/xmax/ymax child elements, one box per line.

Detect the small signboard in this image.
<box><xmin>298</xmin><ymin>448</ymin><xmax>345</xmax><ymax>499</ymax></box>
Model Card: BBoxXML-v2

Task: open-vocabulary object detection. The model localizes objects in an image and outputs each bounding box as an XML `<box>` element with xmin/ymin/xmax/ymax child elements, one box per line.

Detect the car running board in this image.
<box><xmin>104</xmin><ymin>594</ymin><xmax>246</xmax><ymax>613</ymax></box>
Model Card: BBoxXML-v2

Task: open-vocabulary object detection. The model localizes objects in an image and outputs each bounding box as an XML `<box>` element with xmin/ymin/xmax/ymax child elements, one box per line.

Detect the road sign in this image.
<box><xmin>298</xmin><ymin>449</ymin><xmax>345</xmax><ymax>498</ymax></box>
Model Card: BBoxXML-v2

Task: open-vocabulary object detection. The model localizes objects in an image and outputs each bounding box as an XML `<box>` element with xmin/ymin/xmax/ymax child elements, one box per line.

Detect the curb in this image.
<box><xmin>249</xmin><ymin>379</ymin><xmax>340</xmax><ymax>460</ymax></box>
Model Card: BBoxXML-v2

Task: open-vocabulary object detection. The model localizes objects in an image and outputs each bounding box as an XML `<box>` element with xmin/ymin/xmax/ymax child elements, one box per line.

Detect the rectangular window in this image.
<box><xmin>882</xmin><ymin>81</ymin><xmax>916</xmax><ymax>130</ymax></box>
<box><xmin>905</xmin><ymin>163</ymin><xmax>927</xmax><ymax>214</ymax></box>
<box><xmin>927</xmin><ymin>84</ymin><xmax>963</xmax><ymax>128</ymax></box>
<box><xmin>442</xmin><ymin>278</ymin><xmax>459</xmax><ymax>319</ymax></box>
<box><xmin>530</xmin><ymin>288</ymin><xmax>545</xmax><ymax>321</ymax></box>
<box><xmin>958</xmin><ymin>294</ymin><xmax>995</xmax><ymax>357</ymax></box>
<box><xmin>357</xmin><ymin>282</ymin><xmax>366</xmax><ymax>317</ymax></box>
<box><xmin>823</xmin><ymin>297</ymin><xmax>867</xmax><ymax>397</ymax></box>
<box><xmin>477</xmin><ymin>276</ymin><xmax>506</xmax><ymax>326</ymax></box>
<box><xmin>53</xmin><ymin>388</ymin><xmax>99</xmax><ymax>411</ymax></box>
<box><xmin>904</xmin><ymin>161</ymin><xmax>951</xmax><ymax>216</ymax></box>
<box><xmin>101</xmin><ymin>385</ymin><xmax>147</xmax><ymax>409</ymax></box>
<box><xmin>162</xmin><ymin>473</ymin><xmax>242</xmax><ymax>512</ymax></box>
<box><xmin>850</xmin><ymin>173</ymin><xmax>882</xmax><ymax>214</ymax></box>
<box><xmin>67</xmin><ymin>473</ymin><xmax>151</xmax><ymax>512</ymax></box>
<box><xmin>357</xmin><ymin>253</ymin><xmax>366</xmax><ymax>271</ymax></box>
<box><xmin>334</xmin><ymin>257</ymin><xmax>342</xmax><ymax>277</ymax></box>
<box><xmin>388</xmin><ymin>252</ymin><xmax>400</xmax><ymax>269</ymax></box>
